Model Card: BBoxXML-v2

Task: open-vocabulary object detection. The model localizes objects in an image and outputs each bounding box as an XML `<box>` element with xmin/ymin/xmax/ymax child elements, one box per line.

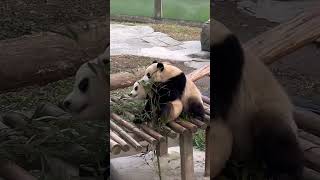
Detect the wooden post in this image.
<box><xmin>154</xmin><ymin>0</ymin><xmax>162</xmax><ymax>19</ymax></box>
<box><xmin>204</xmin><ymin>127</ymin><xmax>210</xmax><ymax>177</ymax></box>
<box><xmin>180</xmin><ymin>132</ymin><xmax>194</xmax><ymax>180</ymax></box>
<box><xmin>157</xmin><ymin>137</ymin><xmax>168</xmax><ymax>156</ymax></box>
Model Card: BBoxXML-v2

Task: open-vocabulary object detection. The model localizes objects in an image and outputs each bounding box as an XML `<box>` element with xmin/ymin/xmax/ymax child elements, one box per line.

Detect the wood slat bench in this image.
<box><xmin>110</xmin><ymin>95</ymin><xmax>211</xmax><ymax>180</ymax></box>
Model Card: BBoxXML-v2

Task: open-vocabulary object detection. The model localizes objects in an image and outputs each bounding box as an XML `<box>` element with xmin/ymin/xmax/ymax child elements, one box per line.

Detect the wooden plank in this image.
<box><xmin>167</xmin><ymin>121</ymin><xmax>188</xmax><ymax>134</ymax></box>
<box><xmin>157</xmin><ymin>137</ymin><xmax>168</xmax><ymax>156</ymax></box>
<box><xmin>140</xmin><ymin>124</ymin><xmax>165</xmax><ymax>142</ymax></box>
<box><xmin>189</xmin><ymin>118</ymin><xmax>207</xmax><ymax>130</ymax></box>
<box><xmin>0</xmin><ymin>17</ymin><xmax>108</xmax><ymax>91</ymax></box>
<box><xmin>176</xmin><ymin>119</ymin><xmax>198</xmax><ymax>133</ymax></box>
<box><xmin>243</xmin><ymin>8</ymin><xmax>320</xmax><ymax>65</ymax></box>
<box><xmin>204</xmin><ymin>127</ymin><xmax>210</xmax><ymax>177</ymax></box>
<box><xmin>110</xmin><ymin>121</ymin><xmax>142</xmax><ymax>151</ymax></box>
<box><xmin>110</xmin><ymin>131</ymin><xmax>130</xmax><ymax>152</ymax></box>
<box><xmin>110</xmin><ymin>139</ymin><xmax>121</xmax><ymax>155</ymax></box>
<box><xmin>111</xmin><ymin>113</ymin><xmax>157</xmax><ymax>146</ymax></box>
<box><xmin>180</xmin><ymin>132</ymin><xmax>194</xmax><ymax>180</ymax></box>
<box><xmin>154</xmin><ymin>0</ymin><xmax>162</xmax><ymax>19</ymax></box>
<box><xmin>187</xmin><ymin>65</ymin><xmax>210</xmax><ymax>82</ymax></box>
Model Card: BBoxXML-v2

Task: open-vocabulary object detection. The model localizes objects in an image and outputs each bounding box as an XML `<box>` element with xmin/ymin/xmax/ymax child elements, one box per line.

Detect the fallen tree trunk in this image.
<box><xmin>0</xmin><ymin>17</ymin><xmax>108</xmax><ymax>91</ymax></box>
<box><xmin>110</xmin><ymin>68</ymin><xmax>145</xmax><ymax>91</ymax></box>
<box><xmin>243</xmin><ymin>7</ymin><xmax>320</xmax><ymax>65</ymax></box>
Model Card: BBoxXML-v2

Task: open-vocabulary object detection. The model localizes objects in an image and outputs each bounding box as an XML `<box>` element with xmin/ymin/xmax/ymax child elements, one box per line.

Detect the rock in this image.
<box><xmin>200</xmin><ymin>20</ymin><xmax>210</xmax><ymax>52</ymax></box>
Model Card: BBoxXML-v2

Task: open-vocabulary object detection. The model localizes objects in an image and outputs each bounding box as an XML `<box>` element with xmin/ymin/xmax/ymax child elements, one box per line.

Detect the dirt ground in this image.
<box><xmin>0</xmin><ymin>0</ymin><xmax>107</xmax><ymax>40</ymax></box>
<box><xmin>213</xmin><ymin>1</ymin><xmax>320</xmax><ymax>101</ymax></box>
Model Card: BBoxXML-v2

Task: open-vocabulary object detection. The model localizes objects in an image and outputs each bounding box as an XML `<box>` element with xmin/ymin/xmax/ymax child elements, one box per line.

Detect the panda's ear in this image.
<box><xmin>152</xmin><ymin>60</ymin><xmax>158</xmax><ymax>64</ymax></box>
<box><xmin>157</xmin><ymin>63</ymin><xmax>164</xmax><ymax>71</ymax></box>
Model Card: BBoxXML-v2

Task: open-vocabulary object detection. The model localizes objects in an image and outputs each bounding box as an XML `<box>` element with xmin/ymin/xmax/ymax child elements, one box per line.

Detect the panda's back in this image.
<box><xmin>227</xmin><ymin>51</ymin><xmax>297</xmax><ymax>159</ymax></box>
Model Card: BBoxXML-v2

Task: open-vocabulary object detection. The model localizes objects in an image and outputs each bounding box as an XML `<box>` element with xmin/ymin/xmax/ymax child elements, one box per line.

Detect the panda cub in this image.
<box><xmin>141</xmin><ymin>61</ymin><xmax>205</xmax><ymax>123</ymax></box>
<box><xmin>211</xmin><ymin>19</ymin><xmax>303</xmax><ymax>179</ymax></box>
<box><xmin>129</xmin><ymin>80</ymin><xmax>148</xmax><ymax>100</ymax></box>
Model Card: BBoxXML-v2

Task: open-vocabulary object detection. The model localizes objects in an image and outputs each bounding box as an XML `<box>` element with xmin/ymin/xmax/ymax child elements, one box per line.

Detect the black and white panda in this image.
<box><xmin>63</xmin><ymin>46</ymin><xmax>108</xmax><ymax>121</ymax></box>
<box><xmin>211</xmin><ymin>19</ymin><xmax>303</xmax><ymax>179</ymax></box>
<box><xmin>129</xmin><ymin>80</ymin><xmax>148</xmax><ymax>100</ymax></box>
<box><xmin>141</xmin><ymin>61</ymin><xmax>205</xmax><ymax>122</ymax></box>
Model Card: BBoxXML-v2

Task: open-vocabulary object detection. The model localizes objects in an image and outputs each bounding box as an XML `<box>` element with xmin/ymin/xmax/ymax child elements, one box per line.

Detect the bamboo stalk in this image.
<box><xmin>111</xmin><ymin>113</ymin><xmax>157</xmax><ymax>146</ymax></box>
<box><xmin>110</xmin><ymin>139</ymin><xmax>121</xmax><ymax>155</ymax></box>
<box><xmin>110</xmin><ymin>121</ymin><xmax>142</xmax><ymax>151</ymax></box>
<box><xmin>110</xmin><ymin>131</ymin><xmax>130</xmax><ymax>152</ymax></box>
<box><xmin>176</xmin><ymin>119</ymin><xmax>198</xmax><ymax>133</ymax></box>
<box><xmin>167</xmin><ymin>121</ymin><xmax>187</xmax><ymax>134</ymax></box>
<box><xmin>189</xmin><ymin>118</ymin><xmax>207</xmax><ymax>130</ymax></box>
<box><xmin>140</xmin><ymin>124</ymin><xmax>165</xmax><ymax>142</ymax></box>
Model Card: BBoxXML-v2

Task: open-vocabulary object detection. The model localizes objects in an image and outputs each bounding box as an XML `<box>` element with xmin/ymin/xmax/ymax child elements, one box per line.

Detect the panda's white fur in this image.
<box><xmin>211</xmin><ymin>19</ymin><xmax>303</xmax><ymax>179</ymax></box>
<box><xmin>129</xmin><ymin>80</ymin><xmax>148</xmax><ymax>100</ymax></box>
<box><xmin>63</xmin><ymin>46</ymin><xmax>108</xmax><ymax>121</ymax></box>
<box><xmin>141</xmin><ymin>61</ymin><xmax>205</xmax><ymax>122</ymax></box>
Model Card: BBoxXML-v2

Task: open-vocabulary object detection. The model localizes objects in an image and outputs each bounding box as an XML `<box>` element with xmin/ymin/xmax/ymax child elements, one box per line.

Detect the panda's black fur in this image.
<box><xmin>211</xmin><ymin>20</ymin><xmax>303</xmax><ymax>180</ymax></box>
<box><xmin>141</xmin><ymin>61</ymin><xmax>205</xmax><ymax>123</ymax></box>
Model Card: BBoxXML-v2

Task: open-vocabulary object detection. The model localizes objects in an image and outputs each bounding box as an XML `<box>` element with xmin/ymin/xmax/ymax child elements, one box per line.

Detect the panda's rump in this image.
<box><xmin>181</xmin><ymin>79</ymin><xmax>204</xmax><ymax>119</ymax></box>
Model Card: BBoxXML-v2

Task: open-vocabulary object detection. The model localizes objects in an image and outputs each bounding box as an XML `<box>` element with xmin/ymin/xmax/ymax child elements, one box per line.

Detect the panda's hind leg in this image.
<box><xmin>187</xmin><ymin>97</ymin><xmax>205</xmax><ymax>121</ymax></box>
<box><xmin>160</xmin><ymin>99</ymin><xmax>183</xmax><ymax>123</ymax></box>
<box><xmin>251</xmin><ymin>112</ymin><xmax>303</xmax><ymax>180</ymax></box>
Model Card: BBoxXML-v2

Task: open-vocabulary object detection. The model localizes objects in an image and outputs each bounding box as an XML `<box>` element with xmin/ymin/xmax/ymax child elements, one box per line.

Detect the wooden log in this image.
<box><xmin>110</xmin><ymin>131</ymin><xmax>130</xmax><ymax>152</ymax></box>
<box><xmin>204</xmin><ymin>114</ymin><xmax>211</xmax><ymax>122</ymax></box>
<box><xmin>140</xmin><ymin>124</ymin><xmax>165</xmax><ymax>142</ymax></box>
<box><xmin>299</xmin><ymin>138</ymin><xmax>320</xmax><ymax>172</ymax></box>
<box><xmin>201</xmin><ymin>95</ymin><xmax>210</xmax><ymax>105</ymax></box>
<box><xmin>189</xmin><ymin>118</ymin><xmax>207</xmax><ymax>130</ymax></box>
<box><xmin>157</xmin><ymin>136</ymin><xmax>168</xmax><ymax>156</ymax></box>
<box><xmin>242</xmin><ymin>8</ymin><xmax>320</xmax><ymax>65</ymax></box>
<box><xmin>110</xmin><ymin>139</ymin><xmax>121</xmax><ymax>155</ymax></box>
<box><xmin>294</xmin><ymin>107</ymin><xmax>320</xmax><ymax>137</ymax></box>
<box><xmin>187</xmin><ymin>65</ymin><xmax>210</xmax><ymax>82</ymax></box>
<box><xmin>159</xmin><ymin>126</ymin><xmax>178</xmax><ymax>139</ymax></box>
<box><xmin>176</xmin><ymin>119</ymin><xmax>198</xmax><ymax>133</ymax></box>
<box><xmin>167</xmin><ymin>121</ymin><xmax>187</xmax><ymax>134</ymax></box>
<box><xmin>110</xmin><ymin>121</ymin><xmax>142</xmax><ymax>151</ymax></box>
<box><xmin>180</xmin><ymin>131</ymin><xmax>194</xmax><ymax>180</ymax></box>
<box><xmin>0</xmin><ymin>160</ymin><xmax>37</xmax><ymax>180</ymax></box>
<box><xmin>110</xmin><ymin>68</ymin><xmax>145</xmax><ymax>91</ymax></box>
<box><xmin>0</xmin><ymin>17</ymin><xmax>108</xmax><ymax>91</ymax></box>
<box><xmin>111</xmin><ymin>113</ymin><xmax>157</xmax><ymax>146</ymax></box>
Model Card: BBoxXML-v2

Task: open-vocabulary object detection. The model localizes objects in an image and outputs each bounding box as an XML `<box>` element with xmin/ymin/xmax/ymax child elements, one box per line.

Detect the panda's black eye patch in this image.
<box><xmin>147</xmin><ymin>73</ymin><xmax>151</xmax><ymax>78</ymax></box>
<box><xmin>78</xmin><ymin>78</ymin><xmax>89</xmax><ymax>93</ymax></box>
<box><xmin>135</xmin><ymin>86</ymin><xmax>138</xmax><ymax>91</ymax></box>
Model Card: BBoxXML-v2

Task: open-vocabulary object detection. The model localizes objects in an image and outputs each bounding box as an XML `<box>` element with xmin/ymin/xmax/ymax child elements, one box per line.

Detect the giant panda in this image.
<box><xmin>141</xmin><ymin>61</ymin><xmax>205</xmax><ymax>123</ymax></box>
<box><xmin>210</xmin><ymin>19</ymin><xmax>303</xmax><ymax>179</ymax></box>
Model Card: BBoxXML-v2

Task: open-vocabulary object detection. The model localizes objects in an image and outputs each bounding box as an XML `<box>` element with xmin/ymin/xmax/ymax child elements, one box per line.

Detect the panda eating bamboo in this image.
<box><xmin>129</xmin><ymin>61</ymin><xmax>205</xmax><ymax>124</ymax></box>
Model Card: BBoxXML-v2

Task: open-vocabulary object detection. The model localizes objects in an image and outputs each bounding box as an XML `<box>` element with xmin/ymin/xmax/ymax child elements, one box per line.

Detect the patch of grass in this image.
<box><xmin>112</xmin><ymin>21</ymin><xmax>202</xmax><ymax>41</ymax></box>
<box><xmin>0</xmin><ymin>78</ymin><xmax>74</xmax><ymax>113</ymax></box>
<box><xmin>193</xmin><ymin>129</ymin><xmax>205</xmax><ymax>151</ymax></box>
<box><xmin>150</xmin><ymin>23</ymin><xmax>201</xmax><ymax>41</ymax></box>
<box><xmin>111</xmin><ymin>0</ymin><xmax>209</xmax><ymax>22</ymax></box>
